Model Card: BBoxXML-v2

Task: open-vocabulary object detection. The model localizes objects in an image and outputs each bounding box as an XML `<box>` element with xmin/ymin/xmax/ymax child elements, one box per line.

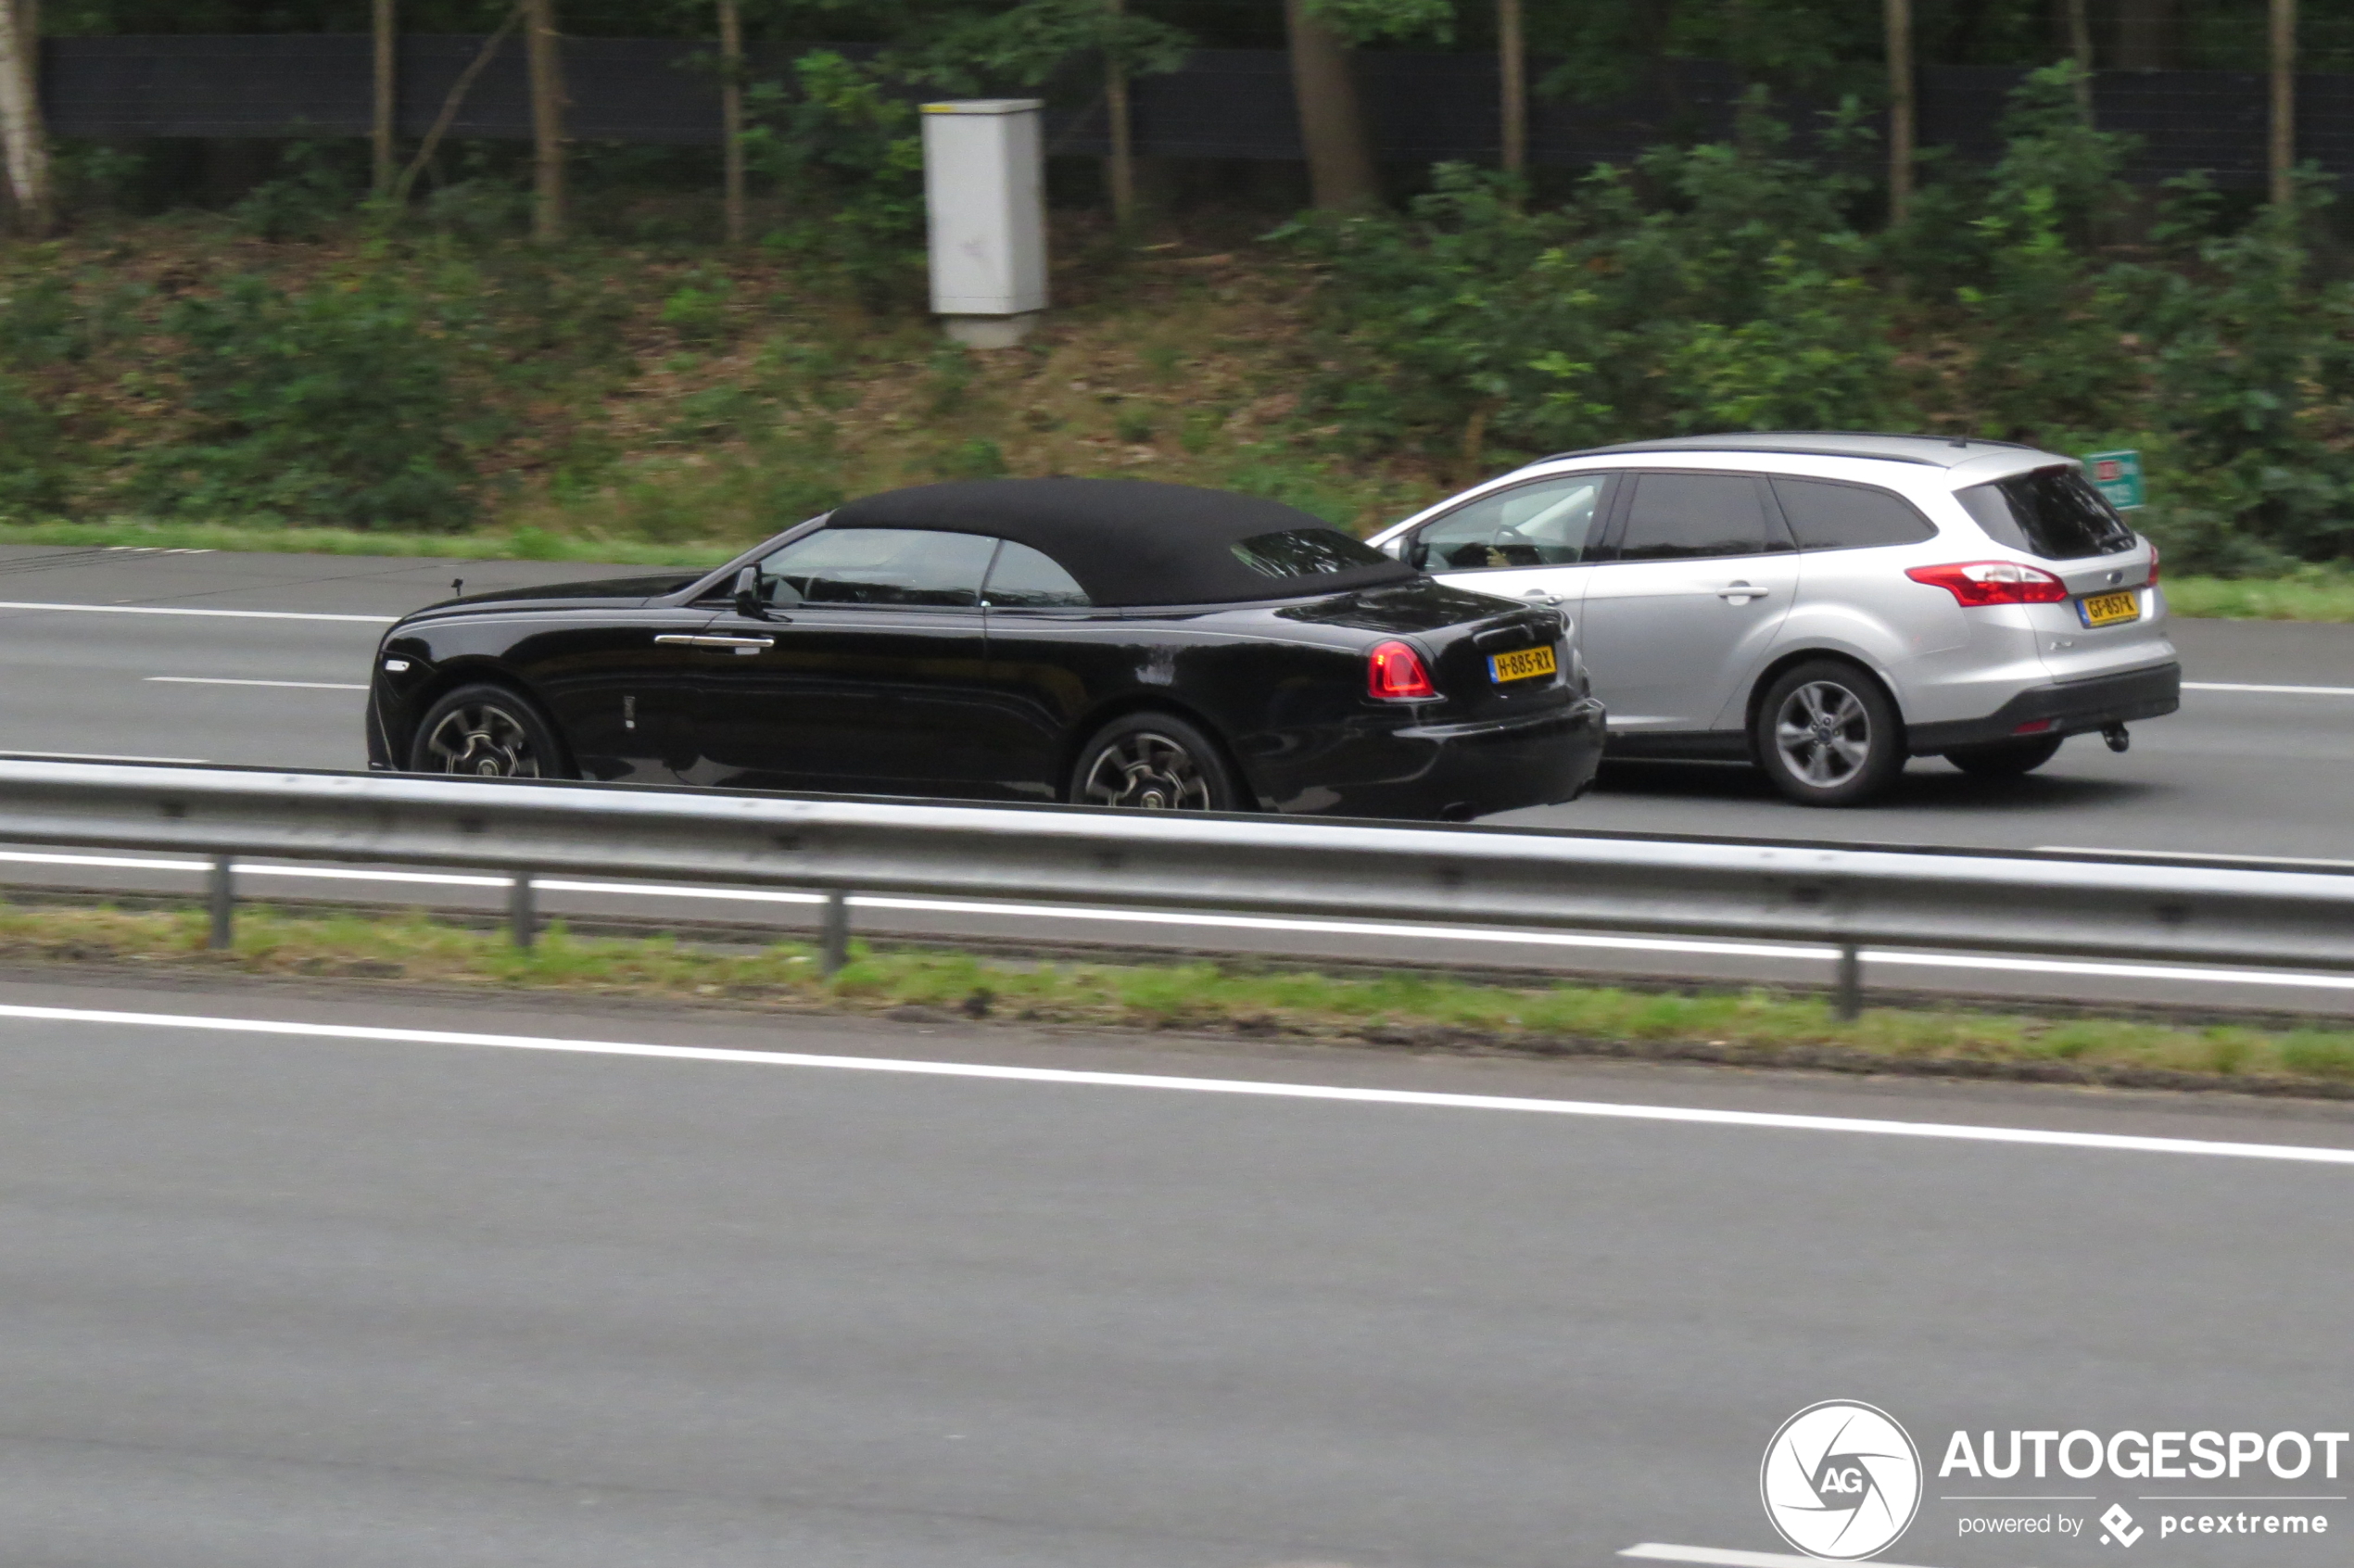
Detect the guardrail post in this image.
<box><xmin>509</xmin><ymin>873</ymin><xmax>537</xmax><ymax>949</ymax></box>
<box><xmin>1834</xmin><ymin>941</ymin><xmax>1863</xmax><ymax>1020</ymax></box>
<box><xmin>819</xmin><ymin>890</ymin><xmax>850</xmax><ymax>976</ymax></box>
<box><xmin>206</xmin><ymin>855</ymin><xmax>234</xmax><ymax>950</ymax></box>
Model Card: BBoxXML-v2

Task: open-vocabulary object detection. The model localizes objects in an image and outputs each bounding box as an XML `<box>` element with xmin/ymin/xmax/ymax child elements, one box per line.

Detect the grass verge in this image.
<box><xmin>2161</xmin><ymin>568</ymin><xmax>2354</xmax><ymax>624</ymax></box>
<box><xmin>0</xmin><ymin>519</ymin><xmax>736</xmax><ymax>568</ymax></box>
<box><xmin>17</xmin><ymin>901</ymin><xmax>2354</xmax><ymax>1096</ymax></box>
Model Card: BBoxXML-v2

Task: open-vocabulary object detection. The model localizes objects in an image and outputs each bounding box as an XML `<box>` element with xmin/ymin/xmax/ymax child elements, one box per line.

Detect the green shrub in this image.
<box><xmin>744</xmin><ymin>52</ymin><xmax>927</xmax><ymax>306</ymax></box>
<box><xmin>229</xmin><ymin>139</ymin><xmax>365</xmax><ymax>242</ymax></box>
<box><xmin>932</xmin><ymin>436</ymin><xmax>1007</xmax><ymax>479</ymax></box>
<box><xmin>138</xmin><ymin>272</ymin><xmax>478</xmax><ymax>527</ymax></box>
<box><xmin>0</xmin><ymin>270</ymin><xmax>85</xmax><ymax>367</ymax></box>
<box><xmin>659</xmin><ymin>278</ymin><xmax>733</xmax><ymax>346</ymax></box>
<box><xmin>1281</xmin><ymin>99</ymin><xmax>1893</xmax><ymax>465</ymax></box>
<box><xmin>0</xmin><ymin>373</ymin><xmax>69</xmax><ymax>517</ymax></box>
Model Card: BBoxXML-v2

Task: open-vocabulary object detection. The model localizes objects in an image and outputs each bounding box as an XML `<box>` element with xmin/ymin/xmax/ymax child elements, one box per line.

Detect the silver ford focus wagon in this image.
<box><xmin>1368</xmin><ymin>433</ymin><xmax>2181</xmax><ymax>806</ymax></box>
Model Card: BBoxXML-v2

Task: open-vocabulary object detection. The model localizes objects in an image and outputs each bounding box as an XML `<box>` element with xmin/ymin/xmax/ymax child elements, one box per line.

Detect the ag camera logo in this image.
<box><xmin>1761</xmin><ymin>1400</ymin><xmax>1924</xmax><ymax>1560</ymax></box>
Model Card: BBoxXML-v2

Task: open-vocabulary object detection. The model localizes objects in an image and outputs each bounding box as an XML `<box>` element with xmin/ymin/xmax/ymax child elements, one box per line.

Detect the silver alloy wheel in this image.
<box><xmin>420</xmin><ymin>702</ymin><xmax>543</xmax><ymax>778</ymax></box>
<box><xmin>1773</xmin><ymin>680</ymin><xmax>1873</xmax><ymax>789</ymax></box>
<box><xmin>1079</xmin><ymin>729</ymin><xmax>1212</xmax><ymax>810</ymax></box>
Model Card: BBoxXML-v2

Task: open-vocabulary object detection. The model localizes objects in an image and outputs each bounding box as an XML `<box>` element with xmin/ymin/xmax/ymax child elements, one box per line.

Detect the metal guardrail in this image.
<box><xmin>0</xmin><ymin>758</ymin><xmax>2351</xmax><ymax>1017</ymax></box>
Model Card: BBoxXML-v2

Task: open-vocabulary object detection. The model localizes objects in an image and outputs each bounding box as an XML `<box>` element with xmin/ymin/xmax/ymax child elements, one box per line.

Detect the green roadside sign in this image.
<box><xmin>2084</xmin><ymin>449</ymin><xmax>2145</xmax><ymax>510</ymax></box>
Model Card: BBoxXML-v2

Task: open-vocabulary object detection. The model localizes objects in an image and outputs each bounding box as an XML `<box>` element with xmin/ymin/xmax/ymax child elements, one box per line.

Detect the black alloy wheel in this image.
<box><xmin>1070</xmin><ymin>713</ymin><xmax>1242</xmax><ymax>812</ymax></box>
<box><xmin>1944</xmin><ymin>734</ymin><xmax>2065</xmax><ymax>778</ymax></box>
<box><xmin>1753</xmin><ymin>659</ymin><xmax>1905</xmax><ymax>807</ymax></box>
<box><xmin>409</xmin><ymin>683</ymin><xmax>569</xmax><ymax>779</ymax></box>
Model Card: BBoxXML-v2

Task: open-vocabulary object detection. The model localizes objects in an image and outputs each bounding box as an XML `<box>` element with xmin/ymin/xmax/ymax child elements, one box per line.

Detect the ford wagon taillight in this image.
<box><xmin>1367</xmin><ymin>640</ymin><xmax>1436</xmax><ymax>700</ymax></box>
<box><xmin>1905</xmin><ymin>561</ymin><xmax>2070</xmax><ymax>606</ymax></box>
<box><xmin>2146</xmin><ymin>541</ymin><xmax>2161</xmax><ymax>585</ymax></box>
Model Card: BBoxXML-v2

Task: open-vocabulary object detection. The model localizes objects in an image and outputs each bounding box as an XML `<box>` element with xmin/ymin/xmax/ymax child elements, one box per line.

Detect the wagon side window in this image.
<box><xmin>1409</xmin><ymin>474</ymin><xmax>1614</xmax><ymax>571</ymax></box>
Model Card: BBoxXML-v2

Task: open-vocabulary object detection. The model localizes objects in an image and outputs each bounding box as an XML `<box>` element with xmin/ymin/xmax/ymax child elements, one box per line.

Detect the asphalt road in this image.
<box><xmin>4</xmin><ymin>543</ymin><xmax>2348</xmax><ymax>858</ymax></box>
<box><xmin>4</xmin><ymin>546</ymin><xmax>2353</xmax><ymax>1013</ymax></box>
<box><xmin>0</xmin><ymin>970</ymin><xmax>2347</xmax><ymax>1568</ymax></box>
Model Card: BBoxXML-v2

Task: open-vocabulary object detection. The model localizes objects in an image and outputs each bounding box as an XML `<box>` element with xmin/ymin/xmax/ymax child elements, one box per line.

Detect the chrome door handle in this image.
<box><xmin>653</xmin><ymin>633</ymin><xmax>776</xmax><ymax>652</ymax></box>
<box><xmin>1520</xmin><ymin>589</ymin><xmax>1561</xmax><ymax>606</ymax></box>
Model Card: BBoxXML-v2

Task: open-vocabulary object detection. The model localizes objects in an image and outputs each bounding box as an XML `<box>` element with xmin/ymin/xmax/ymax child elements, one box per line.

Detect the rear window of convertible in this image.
<box><xmin>1957</xmin><ymin>468</ymin><xmax>2138</xmax><ymax>560</ymax></box>
<box><xmin>1230</xmin><ymin>527</ymin><xmax>1394</xmax><ymax>579</ymax></box>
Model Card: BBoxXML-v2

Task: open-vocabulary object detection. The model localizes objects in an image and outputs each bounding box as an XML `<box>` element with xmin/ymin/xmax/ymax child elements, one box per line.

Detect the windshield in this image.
<box><xmin>1957</xmin><ymin>467</ymin><xmax>2138</xmax><ymax>560</ymax></box>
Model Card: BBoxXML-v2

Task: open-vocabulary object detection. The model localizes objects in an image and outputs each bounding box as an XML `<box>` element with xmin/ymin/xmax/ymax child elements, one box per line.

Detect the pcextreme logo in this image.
<box><xmin>1760</xmin><ymin>1400</ymin><xmax>1924</xmax><ymax>1561</ymax></box>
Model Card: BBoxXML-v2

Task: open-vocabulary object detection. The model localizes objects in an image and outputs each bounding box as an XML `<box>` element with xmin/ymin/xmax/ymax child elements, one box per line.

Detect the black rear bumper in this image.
<box><xmin>1284</xmin><ymin>695</ymin><xmax>1609</xmax><ymax>820</ymax></box>
<box><xmin>1907</xmin><ymin>662</ymin><xmax>2181</xmax><ymax>755</ymax></box>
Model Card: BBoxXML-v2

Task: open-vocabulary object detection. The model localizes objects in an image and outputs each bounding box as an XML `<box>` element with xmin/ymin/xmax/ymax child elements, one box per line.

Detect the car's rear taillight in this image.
<box><xmin>2145</xmin><ymin>540</ymin><xmax>2161</xmax><ymax>585</ymax></box>
<box><xmin>1367</xmin><ymin>640</ymin><xmax>1436</xmax><ymax>701</ymax></box>
<box><xmin>1905</xmin><ymin>561</ymin><xmax>2070</xmax><ymax>606</ymax></box>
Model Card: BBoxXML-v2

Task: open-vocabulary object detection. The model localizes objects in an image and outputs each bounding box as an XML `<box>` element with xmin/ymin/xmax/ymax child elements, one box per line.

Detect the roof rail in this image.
<box><xmin>1521</xmin><ymin>432</ymin><xmax>2050</xmax><ymax>470</ymax></box>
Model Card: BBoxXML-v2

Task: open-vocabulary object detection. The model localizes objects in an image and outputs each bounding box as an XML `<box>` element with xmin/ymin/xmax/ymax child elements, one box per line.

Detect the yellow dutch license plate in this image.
<box><xmin>2079</xmin><ymin>590</ymin><xmax>2141</xmax><ymax>628</ymax></box>
<box><xmin>1487</xmin><ymin>644</ymin><xmax>1558</xmax><ymax>683</ymax></box>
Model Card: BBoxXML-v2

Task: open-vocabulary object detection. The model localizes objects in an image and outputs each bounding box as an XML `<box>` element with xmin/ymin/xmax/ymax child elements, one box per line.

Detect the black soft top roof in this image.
<box><xmin>825</xmin><ymin>478</ymin><xmax>1415</xmax><ymax>607</ymax></box>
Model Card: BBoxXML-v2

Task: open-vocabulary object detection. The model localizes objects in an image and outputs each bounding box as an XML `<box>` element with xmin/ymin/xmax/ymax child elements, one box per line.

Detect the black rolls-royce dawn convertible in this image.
<box><xmin>365</xmin><ymin>479</ymin><xmax>1608</xmax><ymax>819</ymax></box>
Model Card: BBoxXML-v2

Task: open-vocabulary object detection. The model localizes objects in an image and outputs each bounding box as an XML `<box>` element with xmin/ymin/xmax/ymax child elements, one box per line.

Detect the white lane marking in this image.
<box><xmin>146</xmin><ymin>677</ymin><xmax>368</xmax><ymax>691</ymax></box>
<box><xmin>1622</xmin><ymin>1548</ymin><xmax>1952</xmax><ymax>1568</ymax></box>
<box><xmin>6</xmin><ymin>849</ymin><xmax>2354</xmax><ymax>993</ymax></box>
<box><xmin>0</xmin><ymin>601</ymin><xmax>395</xmax><ymax>624</ymax></box>
<box><xmin>0</xmin><ymin>751</ymin><xmax>210</xmax><ymax>765</ymax></box>
<box><xmin>2038</xmin><ymin>844</ymin><xmax>2354</xmax><ymax>871</ymax></box>
<box><xmin>2184</xmin><ymin>681</ymin><xmax>2354</xmax><ymax>697</ymax></box>
<box><xmin>2</xmin><ymin>1001</ymin><xmax>2353</xmax><ymax>1168</ymax></box>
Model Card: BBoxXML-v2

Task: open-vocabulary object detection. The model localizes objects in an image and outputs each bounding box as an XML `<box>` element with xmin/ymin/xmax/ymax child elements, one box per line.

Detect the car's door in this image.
<box><xmin>1409</xmin><ymin>471</ymin><xmax>1617</xmax><ymax>621</ymax></box>
<box><xmin>1576</xmin><ymin>471</ymin><xmax>1799</xmax><ymax>736</ymax></box>
<box><xmin>972</xmin><ymin>539</ymin><xmax>1133</xmax><ymax>803</ymax></box>
<box><xmin>679</xmin><ymin>527</ymin><xmax>1004</xmax><ymax>796</ymax></box>
<box><xmin>516</xmin><ymin>604</ymin><xmax>717</xmax><ymax>784</ymax></box>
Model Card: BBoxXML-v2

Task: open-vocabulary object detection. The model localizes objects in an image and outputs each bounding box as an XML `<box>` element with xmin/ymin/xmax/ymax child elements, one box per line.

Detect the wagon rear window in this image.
<box><xmin>1957</xmin><ymin>468</ymin><xmax>2137</xmax><ymax>560</ymax></box>
<box><xmin>1230</xmin><ymin>528</ymin><xmax>1393</xmax><ymax>579</ymax></box>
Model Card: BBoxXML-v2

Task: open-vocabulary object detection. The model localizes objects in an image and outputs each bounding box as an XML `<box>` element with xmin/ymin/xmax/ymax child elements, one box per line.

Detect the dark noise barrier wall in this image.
<box><xmin>33</xmin><ymin>35</ymin><xmax>2339</xmax><ymax>188</ymax></box>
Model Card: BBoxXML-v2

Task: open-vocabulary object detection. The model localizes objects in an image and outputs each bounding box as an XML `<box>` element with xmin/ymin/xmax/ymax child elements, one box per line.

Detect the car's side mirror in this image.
<box><xmin>1406</xmin><ymin>538</ymin><xmax>1430</xmax><ymax>570</ymax></box>
<box><xmin>733</xmin><ymin>565</ymin><xmax>768</xmax><ymax>620</ymax></box>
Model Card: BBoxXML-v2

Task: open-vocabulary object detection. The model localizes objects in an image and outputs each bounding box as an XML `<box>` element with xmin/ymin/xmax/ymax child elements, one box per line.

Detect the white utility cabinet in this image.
<box><xmin>921</xmin><ymin>98</ymin><xmax>1047</xmax><ymax>348</ymax></box>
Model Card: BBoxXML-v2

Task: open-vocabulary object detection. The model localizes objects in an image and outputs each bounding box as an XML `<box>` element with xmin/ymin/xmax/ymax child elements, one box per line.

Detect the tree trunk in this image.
<box><xmin>1498</xmin><ymin>0</ymin><xmax>1525</xmax><ymax>185</ymax></box>
<box><xmin>0</xmin><ymin>0</ymin><xmax>51</xmax><ymax>236</ymax></box>
<box><xmin>2272</xmin><ymin>0</ymin><xmax>2297</xmax><ymax>209</ymax></box>
<box><xmin>1104</xmin><ymin>0</ymin><xmax>1134</xmax><ymax>231</ymax></box>
<box><xmin>394</xmin><ymin>4</ymin><xmax>522</xmax><ymax>207</ymax></box>
<box><xmin>718</xmin><ymin>0</ymin><xmax>744</xmax><ymax>244</ymax></box>
<box><xmin>1885</xmin><ymin>0</ymin><xmax>1914</xmax><ymax>223</ymax></box>
<box><xmin>372</xmin><ymin>0</ymin><xmax>397</xmax><ymax>196</ymax></box>
<box><xmin>1283</xmin><ymin>0</ymin><xmax>1376</xmax><ymax>209</ymax></box>
<box><xmin>525</xmin><ymin>0</ymin><xmax>564</xmax><ymax>242</ymax></box>
<box><xmin>2065</xmin><ymin>0</ymin><xmax>2094</xmax><ymax>118</ymax></box>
